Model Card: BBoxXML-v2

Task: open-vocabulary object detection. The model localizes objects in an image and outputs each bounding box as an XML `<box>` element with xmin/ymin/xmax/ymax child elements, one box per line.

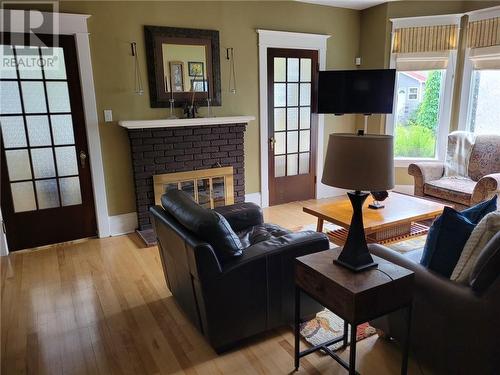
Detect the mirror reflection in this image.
<box><xmin>162</xmin><ymin>44</ymin><xmax>208</xmax><ymax>93</ymax></box>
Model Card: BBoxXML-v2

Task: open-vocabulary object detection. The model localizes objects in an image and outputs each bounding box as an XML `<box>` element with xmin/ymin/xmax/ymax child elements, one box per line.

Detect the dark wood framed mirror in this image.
<box><xmin>144</xmin><ymin>25</ymin><xmax>221</xmax><ymax>108</ymax></box>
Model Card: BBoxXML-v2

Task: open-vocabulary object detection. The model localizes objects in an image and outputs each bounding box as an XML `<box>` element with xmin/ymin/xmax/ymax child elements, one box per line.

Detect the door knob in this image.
<box><xmin>269</xmin><ymin>137</ymin><xmax>276</xmax><ymax>151</ymax></box>
<box><xmin>79</xmin><ymin>150</ymin><xmax>87</xmax><ymax>168</ymax></box>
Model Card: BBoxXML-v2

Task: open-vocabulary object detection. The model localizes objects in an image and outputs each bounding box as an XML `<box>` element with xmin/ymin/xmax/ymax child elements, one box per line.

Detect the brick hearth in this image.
<box><xmin>128</xmin><ymin>124</ymin><xmax>246</xmax><ymax>230</ymax></box>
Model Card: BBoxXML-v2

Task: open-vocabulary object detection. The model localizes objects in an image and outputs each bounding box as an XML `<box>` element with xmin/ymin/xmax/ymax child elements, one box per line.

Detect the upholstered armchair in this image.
<box><xmin>409</xmin><ymin>134</ymin><xmax>500</xmax><ymax>210</ymax></box>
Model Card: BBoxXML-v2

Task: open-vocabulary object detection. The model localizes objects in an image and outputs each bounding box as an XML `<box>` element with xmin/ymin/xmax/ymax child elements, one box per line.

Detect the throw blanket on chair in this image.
<box><xmin>445</xmin><ymin>131</ymin><xmax>476</xmax><ymax>177</ymax></box>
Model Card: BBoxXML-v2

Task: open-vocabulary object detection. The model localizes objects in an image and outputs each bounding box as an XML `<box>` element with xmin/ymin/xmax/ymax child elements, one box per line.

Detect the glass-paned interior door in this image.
<box><xmin>0</xmin><ymin>34</ymin><xmax>96</xmax><ymax>251</ymax></box>
<box><xmin>1</xmin><ymin>45</ymin><xmax>81</xmax><ymax>212</ymax></box>
<box><xmin>268</xmin><ymin>48</ymin><xmax>318</xmax><ymax>205</ymax></box>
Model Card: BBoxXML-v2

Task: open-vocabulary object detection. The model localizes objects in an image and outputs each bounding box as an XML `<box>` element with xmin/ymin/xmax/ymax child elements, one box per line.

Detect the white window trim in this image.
<box><xmin>466</xmin><ymin>5</ymin><xmax>500</xmax><ymax>22</ymax></box>
<box><xmin>388</xmin><ymin>51</ymin><xmax>456</xmax><ymax>168</ymax></box>
<box><xmin>257</xmin><ymin>29</ymin><xmax>331</xmax><ymax>207</ymax></box>
<box><xmin>0</xmin><ymin>10</ymin><xmax>110</xmax><ymax>255</ymax></box>
<box><xmin>388</xmin><ymin>15</ymin><xmax>459</xmax><ymax>168</ymax></box>
<box><xmin>458</xmin><ymin>47</ymin><xmax>500</xmax><ymax>131</ymax></box>
<box><xmin>390</xmin><ymin>14</ymin><xmax>463</xmax><ymax>29</ymax></box>
<box><xmin>458</xmin><ymin>5</ymin><xmax>500</xmax><ymax>132</ymax></box>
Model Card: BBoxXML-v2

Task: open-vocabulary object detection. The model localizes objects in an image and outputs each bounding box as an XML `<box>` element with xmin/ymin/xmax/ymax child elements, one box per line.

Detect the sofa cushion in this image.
<box><xmin>468</xmin><ymin>134</ymin><xmax>500</xmax><ymax>181</ymax></box>
<box><xmin>469</xmin><ymin>232</ymin><xmax>500</xmax><ymax>294</ymax></box>
<box><xmin>237</xmin><ymin>223</ymin><xmax>291</xmax><ymax>248</ymax></box>
<box><xmin>161</xmin><ymin>189</ymin><xmax>244</xmax><ymax>260</ymax></box>
<box><xmin>451</xmin><ymin>211</ymin><xmax>500</xmax><ymax>283</ymax></box>
<box><xmin>420</xmin><ymin>207</ymin><xmax>476</xmax><ymax>278</ymax></box>
<box><xmin>424</xmin><ymin>177</ymin><xmax>475</xmax><ymax>206</ymax></box>
<box><xmin>420</xmin><ymin>198</ymin><xmax>495</xmax><ymax>272</ymax></box>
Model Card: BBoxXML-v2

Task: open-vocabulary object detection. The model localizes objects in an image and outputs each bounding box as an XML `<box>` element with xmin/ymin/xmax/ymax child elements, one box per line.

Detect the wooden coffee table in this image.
<box><xmin>303</xmin><ymin>192</ymin><xmax>446</xmax><ymax>245</ymax></box>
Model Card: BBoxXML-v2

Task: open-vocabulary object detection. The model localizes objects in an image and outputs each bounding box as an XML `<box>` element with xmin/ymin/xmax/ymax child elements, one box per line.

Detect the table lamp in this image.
<box><xmin>322</xmin><ymin>133</ymin><xmax>394</xmax><ymax>272</ymax></box>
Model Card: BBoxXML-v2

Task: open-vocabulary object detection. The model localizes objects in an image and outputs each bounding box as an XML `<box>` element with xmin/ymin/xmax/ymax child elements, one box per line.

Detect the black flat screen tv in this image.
<box><xmin>317</xmin><ymin>69</ymin><xmax>396</xmax><ymax>115</ymax></box>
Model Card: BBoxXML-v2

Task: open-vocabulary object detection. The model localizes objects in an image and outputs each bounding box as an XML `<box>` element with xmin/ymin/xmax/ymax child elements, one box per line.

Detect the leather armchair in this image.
<box><xmin>150</xmin><ymin>192</ymin><xmax>329</xmax><ymax>352</ymax></box>
<box><xmin>369</xmin><ymin>243</ymin><xmax>500</xmax><ymax>374</ymax></box>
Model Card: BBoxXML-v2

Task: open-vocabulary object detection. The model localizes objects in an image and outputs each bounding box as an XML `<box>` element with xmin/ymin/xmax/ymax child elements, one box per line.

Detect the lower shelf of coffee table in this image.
<box><xmin>327</xmin><ymin>222</ymin><xmax>429</xmax><ymax>246</ymax></box>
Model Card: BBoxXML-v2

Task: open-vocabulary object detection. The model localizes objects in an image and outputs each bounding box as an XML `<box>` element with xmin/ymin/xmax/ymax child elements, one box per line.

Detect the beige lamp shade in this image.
<box><xmin>322</xmin><ymin>133</ymin><xmax>394</xmax><ymax>191</ymax></box>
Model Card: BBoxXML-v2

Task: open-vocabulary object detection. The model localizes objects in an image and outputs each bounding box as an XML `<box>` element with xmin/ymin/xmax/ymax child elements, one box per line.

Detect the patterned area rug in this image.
<box><xmin>300</xmin><ymin>309</ymin><xmax>376</xmax><ymax>351</ymax></box>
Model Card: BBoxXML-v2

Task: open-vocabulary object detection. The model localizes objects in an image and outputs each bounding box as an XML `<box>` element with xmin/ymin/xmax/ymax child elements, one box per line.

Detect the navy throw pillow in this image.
<box><xmin>420</xmin><ymin>195</ymin><xmax>497</xmax><ymax>268</ymax></box>
<box><xmin>461</xmin><ymin>195</ymin><xmax>497</xmax><ymax>224</ymax></box>
<box><xmin>421</xmin><ymin>207</ymin><xmax>476</xmax><ymax>277</ymax></box>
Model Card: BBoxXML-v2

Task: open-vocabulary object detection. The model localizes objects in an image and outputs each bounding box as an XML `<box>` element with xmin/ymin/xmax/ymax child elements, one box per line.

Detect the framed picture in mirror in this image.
<box><xmin>169</xmin><ymin>61</ymin><xmax>184</xmax><ymax>92</ymax></box>
<box><xmin>188</xmin><ymin>61</ymin><xmax>204</xmax><ymax>79</ymax></box>
<box><xmin>144</xmin><ymin>25</ymin><xmax>221</xmax><ymax>107</ymax></box>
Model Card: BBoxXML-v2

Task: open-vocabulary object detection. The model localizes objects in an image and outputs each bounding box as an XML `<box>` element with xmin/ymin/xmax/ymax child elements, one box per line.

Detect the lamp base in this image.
<box><xmin>334</xmin><ymin>258</ymin><xmax>378</xmax><ymax>272</ymax></box>
<box><xmin>334</xmin><ymin>191</ymin><xmax>377</xmax><ymax>272</ymax></box>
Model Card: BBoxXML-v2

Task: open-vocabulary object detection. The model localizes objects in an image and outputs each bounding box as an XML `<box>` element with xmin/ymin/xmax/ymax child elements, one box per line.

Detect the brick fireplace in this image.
<box><xmin>124</xmin><ymin>119</ymin><xmax>251</xmax><ymax>232</ymax></box>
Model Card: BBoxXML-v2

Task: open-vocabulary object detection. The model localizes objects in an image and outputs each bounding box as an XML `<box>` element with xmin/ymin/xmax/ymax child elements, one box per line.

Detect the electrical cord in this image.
<box><xmin>376</xmin><ymin>268</ymin><xmax>394</xmax><ymax>281</ymax></box>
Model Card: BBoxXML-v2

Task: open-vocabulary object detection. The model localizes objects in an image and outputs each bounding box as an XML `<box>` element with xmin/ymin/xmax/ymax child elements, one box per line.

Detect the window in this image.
<box><xmin>393</xmin><ymin>69</ymin><xmax>446</xmax><ymax>159</ymax></box>
<box><xmin>466</xmin><ymin>70</ymin><xmax>500</xmax><ymax>135</ymax></box>
<box><xmin>407</xmin><ymin>87</ymin><xmax>419</xmax><ymax>100</ymax></box>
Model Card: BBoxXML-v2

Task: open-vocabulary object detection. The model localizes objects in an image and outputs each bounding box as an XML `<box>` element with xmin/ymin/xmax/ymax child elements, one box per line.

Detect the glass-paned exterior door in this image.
<box><xmin>0</xmin><ymin>33</ymin><xmax>96</xmax><ymax>251</ymax></box>
<box><xmin>268</xmin><ymin>48</ymin><xmax>318</xmax><ymax>205</ymax></box>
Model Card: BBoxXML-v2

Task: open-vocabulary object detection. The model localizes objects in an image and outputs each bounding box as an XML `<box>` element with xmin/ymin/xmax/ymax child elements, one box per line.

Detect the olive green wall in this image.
<box><xmin>357</xmin><ymin>1</ymin><xmax>500</xmax><ymax>185</ymax></box>
<box><xmin>54</xmin><ymin>1</ymin><xmax>360</xmax><ymax>215</ymax></box>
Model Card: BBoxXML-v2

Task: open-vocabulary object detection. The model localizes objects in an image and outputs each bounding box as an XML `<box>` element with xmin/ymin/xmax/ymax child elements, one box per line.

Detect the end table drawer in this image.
<box><xmin>295</xmin><ymin>262</ymin><xmax>353</xmax><ymax>321</ymax></box>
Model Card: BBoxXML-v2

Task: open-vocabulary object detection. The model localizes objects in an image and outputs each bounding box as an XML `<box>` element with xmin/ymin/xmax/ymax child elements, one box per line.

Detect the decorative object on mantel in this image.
<box><xmin>184</xmin><ymin>72</ymin><xmax>203</xmax><ymax>118</ymax></box>
<box><xmin>167</xmin><ymin>97</ymin><xmax>177</xmax><ymax>119</ymax></box>
<box><xmin>130</xmin><ymin>42</ymin><xmax>144</xmax><ymax>95</ymax></box>
<box><xmin>226</xmin><ymin>47</ymin><xmax>237</xmax><ymax>94</ymax></box>
<box><xmin>118</xmin><ymin>115</ymin><xmax>255</xmax><ymax>129</ymax></box>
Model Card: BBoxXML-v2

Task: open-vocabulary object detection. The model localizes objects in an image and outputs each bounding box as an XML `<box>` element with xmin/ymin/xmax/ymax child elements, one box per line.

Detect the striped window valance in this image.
<box><xmin>467</xmin><ymin>17</ymin><xmax>500</xmax><ymax>48</ymax></box>
<box><xmin>392</xmin><ymin>25</ymin><xmax>459</xmax><ymax>53</ymax></box>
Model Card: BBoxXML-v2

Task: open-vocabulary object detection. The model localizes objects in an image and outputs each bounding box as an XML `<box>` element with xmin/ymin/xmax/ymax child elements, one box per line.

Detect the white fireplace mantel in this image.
<box><xmin>118</xmin><ymin>116</ymin><xmax>255</xmax><ymax>129</ymax></box>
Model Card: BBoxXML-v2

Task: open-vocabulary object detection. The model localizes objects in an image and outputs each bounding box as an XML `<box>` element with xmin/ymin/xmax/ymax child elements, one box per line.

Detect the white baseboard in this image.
<box><xmin>393</xmin><ymin>185</ymin><xmax>414</xmax><ymax>195</ymax></box>
<box><xmin>245</xmin><ymin>192</ymin><xmax>262</xmax><ymax>206</ymax></box>
<box><xmin>108</xmin><ymin>212</ymin><xmax>138</xmax><ymax>236</ymax></box>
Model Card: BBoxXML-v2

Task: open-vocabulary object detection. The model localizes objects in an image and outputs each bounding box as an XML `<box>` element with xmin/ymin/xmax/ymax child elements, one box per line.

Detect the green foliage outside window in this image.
<box><xmin>394</xmin><ymin>124</ymin><xmax>436</xmax><ymax>158</ymax></box>
<box><xmin>395</xmin><ymin>70</ymin><xmax>442</xmax><ymax>158</ymax></box>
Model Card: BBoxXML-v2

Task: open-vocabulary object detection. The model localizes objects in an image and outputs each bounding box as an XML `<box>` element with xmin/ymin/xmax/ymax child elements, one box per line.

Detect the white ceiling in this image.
<box><xmin>297</xmin><ymin>0</ymin><xmax>396</xmax><ymax>10</ymax></box>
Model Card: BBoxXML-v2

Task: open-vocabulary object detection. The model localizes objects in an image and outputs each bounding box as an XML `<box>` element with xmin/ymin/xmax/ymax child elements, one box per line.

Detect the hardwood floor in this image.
<box><xmin>1</xmin><ymin>201</ymin><xmax>426</xmax><ymax>375</ymax></box>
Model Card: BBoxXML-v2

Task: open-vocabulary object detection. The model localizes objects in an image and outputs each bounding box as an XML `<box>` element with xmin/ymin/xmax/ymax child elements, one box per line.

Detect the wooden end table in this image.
<box><xmin>303</xmin><ymin>192</ymin><xmax>445</xmax><ymax>245</ymax></box>
<box><xmin>294</xmin><ymin>248</ymin><xmax>415</xmax><ymax>375</ymax></box>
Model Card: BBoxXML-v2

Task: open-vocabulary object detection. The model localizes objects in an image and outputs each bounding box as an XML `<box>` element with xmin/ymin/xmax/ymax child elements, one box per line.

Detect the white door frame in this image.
<box><xmin>257</xmin><ymin>29</ymin><xmax>330</xmax><ymax>207</ymax></box>
<box><xmin>0</xmin><ymin>10</ymin><xmax>110</xmax><ymax>254</ymax></box>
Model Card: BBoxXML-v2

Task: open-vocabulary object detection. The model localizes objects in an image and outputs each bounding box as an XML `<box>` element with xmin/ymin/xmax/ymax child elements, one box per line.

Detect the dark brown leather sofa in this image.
<box><xmin>370</xmin><ymin>234</ymin><xmax>500</xmax><ymax>375</ymax></box>
<box><xmin>150</xmin><ymin>190</ymin><xmax>329</xmax><ymax>352</ymax></box>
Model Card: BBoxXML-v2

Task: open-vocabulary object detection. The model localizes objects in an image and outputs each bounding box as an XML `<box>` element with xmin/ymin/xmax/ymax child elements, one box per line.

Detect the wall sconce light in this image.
<box><xmin>131</xmin><ymin>42</ymin><xmax>144</xmax><ymax>95</ymax></box>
